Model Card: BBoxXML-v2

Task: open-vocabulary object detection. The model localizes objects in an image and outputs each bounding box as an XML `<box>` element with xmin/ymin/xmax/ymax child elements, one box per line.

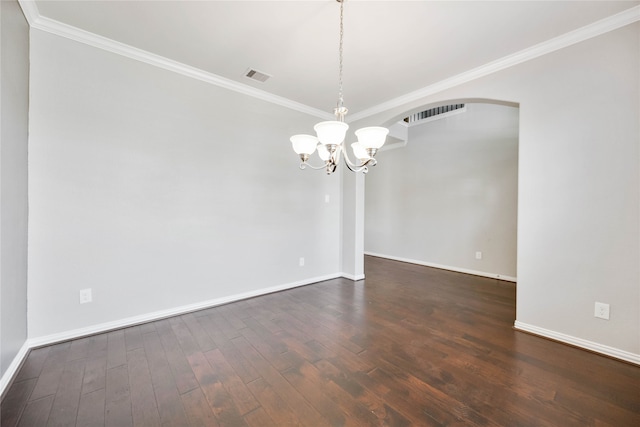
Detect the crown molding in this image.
<box><xmin>17</xmin><ymin>0</ymin><xmax>38</xmax><ymax>26</ymax></box>
<box><xmin>17</xmin><ymin>1</ymin><xmax>639</xmax><ymax>123</ymax></box>
<box><xmin>348</xmin><ymin>5</ymin><xmax>640</xmax><ymax>122</ymax></box>
<box><xmin>18</xmin><ymin>1</ymin><xmax>333</xmax><ymax>121</ymax></box>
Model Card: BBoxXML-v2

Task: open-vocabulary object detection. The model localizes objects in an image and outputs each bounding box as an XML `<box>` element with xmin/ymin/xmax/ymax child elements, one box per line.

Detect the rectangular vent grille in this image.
<box><xmin>404</xmin><ymin>104</ymin><xmax>465</xmax><ymax>123</ymax></box>
<box><xmin>244</xmin><ymin>68</ymin><xmax>271</xmax><ymax>83</ymax></box>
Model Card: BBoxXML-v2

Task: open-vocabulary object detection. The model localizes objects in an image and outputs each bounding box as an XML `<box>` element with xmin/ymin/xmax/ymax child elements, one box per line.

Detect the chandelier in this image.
<box><xmin>290</xmin><ymin>0</ymin><xmax>388</xmax><ymax>175</ymax></box>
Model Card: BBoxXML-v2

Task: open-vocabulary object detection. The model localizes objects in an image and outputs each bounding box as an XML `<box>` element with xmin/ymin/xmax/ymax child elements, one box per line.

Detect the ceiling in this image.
<box><xmin>30</xmin><ymin>0</ymin><xmax>639</xmax><ymax>117</ymax></box>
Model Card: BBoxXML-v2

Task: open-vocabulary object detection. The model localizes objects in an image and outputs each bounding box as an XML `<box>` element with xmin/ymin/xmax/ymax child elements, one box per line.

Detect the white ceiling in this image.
<box><xmin>31</xmin><ymin>0</ymin><xmax>639</xmax><ymax>116</ymax></box>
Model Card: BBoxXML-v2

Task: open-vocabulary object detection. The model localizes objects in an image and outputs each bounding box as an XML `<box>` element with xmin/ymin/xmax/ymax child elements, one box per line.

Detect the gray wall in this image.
<box><xmin>0</xmin><ymin>0</ymin><xmax>29</xmax><ymax>379</ymax></box>
<box><xmin>27</xmin><ymin>29</ymin><xmax>342</xmax><ymax>339</ymax></box>
<box><xmin>365</xmin><ymin>103</ymin><xmax>519</xmax><ymax>279</ymax></box>
<box><xmin>355</xmin><ymin>22</ymin><xmax>639</xmax><ymax>358</ymax></box>
<box><xmin>5</xmin><ymin>2</ymin><xmax>638</xmax><ymax>371</ymax></box>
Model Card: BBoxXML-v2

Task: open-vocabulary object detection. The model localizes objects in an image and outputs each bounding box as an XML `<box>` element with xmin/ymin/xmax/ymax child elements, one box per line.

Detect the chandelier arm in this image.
<box><xmin>344</xmin><ymin>160</ymin><xmax>369</xmax><ymax>174</ymax></box>
<box><xmin>289</xmin><ymin>0</ymin><xmax>386</xmax><ymax>175</ymax></box>
<box><xmin>340</xmin><ymin>146</ymin><xmax>376</xmax><ymax>174</ymax></box>
<box><xmin>299</xmin><ymin>160</ymin><xmax>330</xmax><ymax>171</ymax></box>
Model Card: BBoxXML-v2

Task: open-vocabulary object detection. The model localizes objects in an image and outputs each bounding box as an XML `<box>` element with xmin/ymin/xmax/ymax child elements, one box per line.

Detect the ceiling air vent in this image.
<box><xmin>244</xmin><ymin>68</ymin><xmax>271</xmax><ymax>83</ymax></box>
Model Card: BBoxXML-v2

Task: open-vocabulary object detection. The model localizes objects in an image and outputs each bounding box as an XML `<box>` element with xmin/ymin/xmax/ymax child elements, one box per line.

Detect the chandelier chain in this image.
<box><xmin>338</xmin><ymin>0</ymin><xmax>344</xmax><ymax>111</ymax></box>
<box><xmin>289</xmin><ymin>0</ymin><xmax>387</xmax><ymax>175</ymax></box>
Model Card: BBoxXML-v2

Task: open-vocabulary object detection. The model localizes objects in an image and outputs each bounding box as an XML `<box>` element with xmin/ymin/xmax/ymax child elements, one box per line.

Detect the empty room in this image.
<box><xmin>1</xmin><ymin>0</ymin><xmax>639</xmax><ymax>425</ymax></box>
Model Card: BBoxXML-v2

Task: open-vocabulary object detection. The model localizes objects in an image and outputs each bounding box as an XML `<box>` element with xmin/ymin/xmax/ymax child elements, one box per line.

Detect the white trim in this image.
<box><xmin>1</xmin><ymin>273</ymin><xmax>341</xmax><ymax>397</ymax></box>
<box><xmin>17</xmin><ymin>0</ymin><xmax>38</xmax><ymax>26</ymax></box>
<box><xmin>27</xmin><ymin>273</ymin><xmax>341</xmax><ymax>349</ymax></box>
<box><xmin>365</xmin><ymin>252</ymin><xmax>517</xmax><ymax>283</ymax></box>
<box><xmin>17</xmin><ymin>1</ymin><xmax>640</xmax><ymax>123</ymax></box>
<box><xmin>2</xmin><ymin>273</ymin><xmax>346</xmax><ymax>397</ymax></box>
<box><xmin>0</xmin><ymin>342</ymin><xmax>30</xmax><ymax>399</ymax></box>
<box><xmin>514</xmin><ymin>321</ymin><xmax>640</xmax><ymax>366</ymax></box>
<box><xmin>341</xmin><ymin>272</ymin><xmax>365</xmax><ymax>281</ymax></box>
<box><xmin>348</xmin><ymin>5</ymin><xmax>640</xmax><ymax>122</ymax></box>
<box><xmin>19</xmin><ymin>2</ymin><xmax>332</xmax><ymax>121</ymax></box>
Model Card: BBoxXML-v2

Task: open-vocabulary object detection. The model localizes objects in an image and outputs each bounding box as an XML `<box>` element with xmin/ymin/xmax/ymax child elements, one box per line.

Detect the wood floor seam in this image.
<box><xmin>2</xmin><ymin>256</ymin><xmax>638</xmax><ymax>426</ymax></box>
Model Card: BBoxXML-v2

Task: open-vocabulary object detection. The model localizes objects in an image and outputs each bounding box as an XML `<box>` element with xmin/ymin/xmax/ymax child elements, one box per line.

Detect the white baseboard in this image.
<box><xmin>4</xmin><ymin>273</ymin><xmax>636</xmax><ymax>399</ymax></box>
<box><xmin>340</xmin><ymin>272</ymin><xmax>365</xmax><ymax>281</ymax></box>
<box><xmin>514</xmin><ymin>321</ymin><xmax>640</xmax><ymax>366</ymax></box>
<box><xmin>365</xmin><ymin>252</ymin><xmax>517</xmax><ymax>282</ymax></box>
<box><xmin>27</xmin><ymin>273</ymin><xmax>343</xmax><ymax>349</ymax></box>
<box><xmin>0</xmin><ymin>341</ymin><xmax>30</xmax><ymax>399</ymax></box>
<box><xmin>0</xmin><ymin>273</ymin><xmax>342</xmax><ymax>398</ymax></box>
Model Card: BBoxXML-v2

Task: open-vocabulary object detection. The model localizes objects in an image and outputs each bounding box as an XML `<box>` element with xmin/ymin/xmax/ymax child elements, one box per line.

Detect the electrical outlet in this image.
<box><xmin>79</xmin><ymin>288</ymin><xmax>92</xmax><ymax>304</ymax></box>
<box><xmin>594</xmin><ymin>302</ymin><xmax>610</xmax><ymax>320</ymax></box>
<box><xmin>475</xmin><ymin>251</ymin><xmax>483</xmax><ymax>260</ymax></box>
<box><xmin>325</xmin><ymin>194</ymin><xmax>330</xmax><ymax>203</ymax></box>
<box><xmin>299</xmin><ymin>257</ymin><xmax>305</xmax><ymax>267</ymax></box>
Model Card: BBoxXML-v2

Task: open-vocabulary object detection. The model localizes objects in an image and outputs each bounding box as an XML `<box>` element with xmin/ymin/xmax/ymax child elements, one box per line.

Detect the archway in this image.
<box><xmin>364</xmin><ymin>100</ymin><xmax>519</xmax><ymax>282</ymax></box>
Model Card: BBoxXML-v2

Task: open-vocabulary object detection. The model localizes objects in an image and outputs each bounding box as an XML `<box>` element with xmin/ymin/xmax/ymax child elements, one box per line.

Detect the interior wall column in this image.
<box><xmin>341</xmin><ymin>166</ymin><xmax>365</xmax><ymax>280</ymax></box>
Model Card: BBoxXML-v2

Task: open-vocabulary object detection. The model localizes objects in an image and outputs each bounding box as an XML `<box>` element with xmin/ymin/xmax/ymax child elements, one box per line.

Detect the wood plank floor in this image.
<box><xmin>2</xmin><ymin>256</ymin><xmax>639</xmax><ymax>426</ymax></box>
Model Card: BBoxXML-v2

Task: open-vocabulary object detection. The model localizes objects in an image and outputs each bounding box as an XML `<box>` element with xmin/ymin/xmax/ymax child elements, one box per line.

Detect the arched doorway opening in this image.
<box><xmin>364</xmin><ymin>99</ymin><xmax>519</xmax><ymax>282</ymax></box>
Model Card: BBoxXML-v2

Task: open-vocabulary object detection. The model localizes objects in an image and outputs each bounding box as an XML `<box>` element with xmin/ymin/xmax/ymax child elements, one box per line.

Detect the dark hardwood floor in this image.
<box><xmin>2</xmin><ymin>256</ymin><xmax>639</xmax><ymax>426</ymax></box>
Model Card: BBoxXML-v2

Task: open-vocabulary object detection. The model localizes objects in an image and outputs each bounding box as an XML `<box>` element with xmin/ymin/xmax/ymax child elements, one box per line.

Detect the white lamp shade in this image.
<box><xmin>290</xmin><ymin>134</ymin><xmax>318</xmax><ymax>155</ymax></box>
<box><xmin>317</xmin><ymin>143</ymin><xmax>330</xmax><ymax>161</ymax></box>
<box><xmin>355</xmin><ymin>126</ymin><xmax>389</xmax><ymax>150</ymax></box>
<box><xmin>351</xmin><ymin>143</ymin><xmax>371</xmax><ymax>161</ymax></box>
<box><xmin>314</xmin><ymin>121</ymin><xmax>349</xmax><ymax>146</ymax></box>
